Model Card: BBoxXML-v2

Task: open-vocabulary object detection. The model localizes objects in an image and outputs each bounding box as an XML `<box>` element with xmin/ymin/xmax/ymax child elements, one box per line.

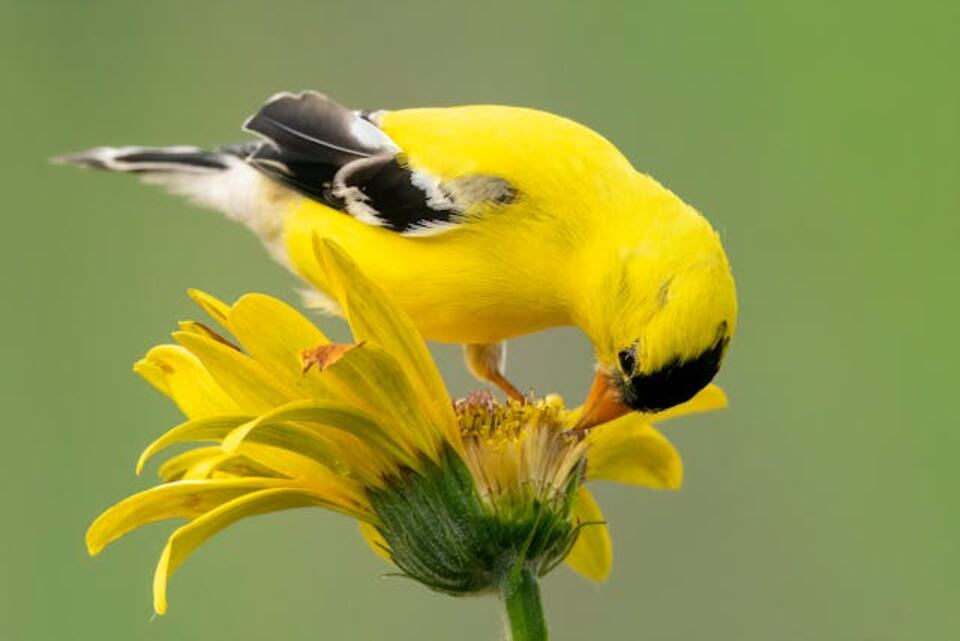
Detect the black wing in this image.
<box><xmin>237</xmin><ymin>91</ymin><xmax>514</xmax><ymax>235</ymax></box>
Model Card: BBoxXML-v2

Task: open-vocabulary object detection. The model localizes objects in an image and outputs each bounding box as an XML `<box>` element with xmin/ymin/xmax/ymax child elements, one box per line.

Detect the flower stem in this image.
<box><xmin>500</xmin><ymin>567</ymin><xmax>548</xmax><ymax>641</ymax></box>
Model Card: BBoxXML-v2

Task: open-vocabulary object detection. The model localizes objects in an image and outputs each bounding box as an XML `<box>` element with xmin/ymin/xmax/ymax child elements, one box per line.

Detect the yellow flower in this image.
<box><xmin>87</xmin><ymin>239</ymin><xmax>726</xmax><ymax>622</ymax></box>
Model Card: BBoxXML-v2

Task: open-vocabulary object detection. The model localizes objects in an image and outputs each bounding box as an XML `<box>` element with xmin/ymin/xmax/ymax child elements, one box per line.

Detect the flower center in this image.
<box><xmin>457</xmin><ymin>391</ymin><xmax>587</xmax><ymax>513</ymax></box>
<box><xmin>366</xmin><ymin>392</ymin><xmax>588</xmax><ymax>595</ymax></box>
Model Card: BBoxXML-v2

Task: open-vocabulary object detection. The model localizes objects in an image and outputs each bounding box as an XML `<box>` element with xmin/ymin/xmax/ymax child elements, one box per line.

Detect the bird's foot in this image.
<box><xmin>487</xmin><ymin>371</ymin><xmax>527</xmax><ymax>405</ymax></box>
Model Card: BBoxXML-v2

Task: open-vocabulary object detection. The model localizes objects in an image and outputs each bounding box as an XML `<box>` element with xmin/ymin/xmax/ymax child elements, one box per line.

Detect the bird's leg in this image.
<box><xmin>463</xmin><ymin>342</ymin><xmax>526</xmax><ymax>403</ymax></box>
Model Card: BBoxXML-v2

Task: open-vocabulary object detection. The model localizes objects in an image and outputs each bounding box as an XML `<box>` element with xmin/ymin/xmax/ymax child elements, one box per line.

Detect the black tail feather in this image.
<box><xmin>52</xmin><ymin>146</ymin><xmax>229</xmax><ymax>173</ymax></box>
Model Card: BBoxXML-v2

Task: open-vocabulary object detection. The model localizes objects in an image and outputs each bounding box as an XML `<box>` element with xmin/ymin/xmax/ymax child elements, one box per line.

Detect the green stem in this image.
<box><xmin>500</xmin><ymin>568</ymin><xmax>548</xmax><ymax>641</ymax></box>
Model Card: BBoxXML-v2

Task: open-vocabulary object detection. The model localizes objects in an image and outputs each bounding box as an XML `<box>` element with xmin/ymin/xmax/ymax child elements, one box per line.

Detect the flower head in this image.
<box><xmin>87</xmin><ymin>239</ymin><xmax>726</xmax><ymax>615</ymax></box>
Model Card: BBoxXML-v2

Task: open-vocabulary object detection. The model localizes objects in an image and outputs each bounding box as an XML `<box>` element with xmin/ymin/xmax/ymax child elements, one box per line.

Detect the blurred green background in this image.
<box><xmin>2</xmin><ymin>1</ymin><xmax>957</xmax><ymax>639</ymax></box>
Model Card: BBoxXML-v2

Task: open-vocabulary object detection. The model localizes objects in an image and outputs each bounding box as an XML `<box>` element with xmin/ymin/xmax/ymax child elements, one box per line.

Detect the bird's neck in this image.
<box><xmin>565</xmin><ymin>173</ymin><xmax>718</xmax><ymax>355</ymax></box>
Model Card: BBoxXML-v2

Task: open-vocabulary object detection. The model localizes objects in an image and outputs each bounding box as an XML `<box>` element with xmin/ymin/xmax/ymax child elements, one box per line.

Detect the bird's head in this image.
<box><xmin>575</xmin><ymin>240</ymin><xmax>737</xmax><ymax>429</ymax></box>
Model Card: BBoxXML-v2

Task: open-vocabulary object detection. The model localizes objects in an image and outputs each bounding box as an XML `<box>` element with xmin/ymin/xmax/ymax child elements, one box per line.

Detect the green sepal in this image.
<box><xmin>367</xmin><ymin>445</ymin><xmax>582</xmax><ymax>595</ymax></box>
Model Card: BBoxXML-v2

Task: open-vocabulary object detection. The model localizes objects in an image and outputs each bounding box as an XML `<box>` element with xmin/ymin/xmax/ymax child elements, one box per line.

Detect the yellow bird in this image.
<box><xmin>56</xmin><ymin>91</ymin><xmax>737</xmax><ymax>427</ymax></box>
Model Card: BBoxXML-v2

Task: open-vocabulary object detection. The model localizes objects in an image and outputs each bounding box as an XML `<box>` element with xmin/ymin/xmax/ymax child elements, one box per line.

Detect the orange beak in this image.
<box><xmin>573</xmin><ymin>371</ymin><xmax>631</xmax><ymax>430</ymax></box>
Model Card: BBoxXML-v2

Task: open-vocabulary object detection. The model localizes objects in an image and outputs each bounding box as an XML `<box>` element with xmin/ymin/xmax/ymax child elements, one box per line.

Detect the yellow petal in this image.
<box><xmin>187</xmin><ymin>288</ymin><xmax>232</xmax><ymax>329</ymax></box>
<box><xmin>221</xmin><ymin>415</ymin><xmax>388</xmax><ymax>487</ymax></box>
<box><xmin>586</xmin><ymin>416</ymin><xmax>684</xmax><ymax>489</ymax></box>
<box><xmin>650</xmin><ymin>383</ymin><xmax>728</xmax><ymax>423</ymax></box>
<box><xmin>133</xmin><ymin>358</ymin><xmax>172</xmax><ymax>396</ymax></box>
<box><xmin>180</xmin><ymin>454</ymin><xmax>233</xmax><ymax>480</ymax></box>
<box><xmin>177</xmin><ymin>320</ymin><xmax>240</xmax><ymax>350</ymax></box>
<box><xmin>134</xmin><ymin>345</ymin><xmax>240</xmax><ymax>419</ymax></box>
<box><xmin>174</xmin><ymin>331</ymin><xmax>296</xmax><ymax>412</ymax></box>
<box><xmin>314</xmin><ymin>238</ymin><xmax>461</xmax><ymax>453</ymax></box>
<box><xmin>143</xmin><ymin>414</ymin><xmax>379</xmax><ymax>494</ymax></box>
<box><xmin>319</xmin><ymin>344</ymin><xmax>441</xmax><ymax>458</ymax></box>
<box><xmin>222</xmin><ymin>399</ymin><xmax>414</xmax><ymax>470</ymax></box>
<box><xmin>137</xmin><ymin>414</ymin><xmax>254</xmax><ymax>475</ymax></box>
<box><xmin>152</xmin><ymin>487</ymin><xmax>349</xmax><ymax>615</ymax></box>
<box><xmin>156</xmin><ymin>442</ymin><xmax>368</xmax><ymax>509</ymax></box>
<box><xmin>564</xmin><ymin>486</ymin><xmax>613</xmax><ymax>581</ymax></box>
<box><xmin>226</xmin><ymin>293</ymin><xmax>331</xmax><ymax>390</ymax></box>
<box><xmin>157</xmin><ymin>447</ymin><xmax>227</xmax><ymax>481</ymax></box>
<box><xmin>358</xmin><ymin>521</ymin><xmax>392</xmax><ymax>562</ymax></box>
<box><xmin>157</xmin><ymin>447</ymin><xmax>283</xmax><ymax>482</ymax></box>
<box><xmin>86</xmin><ymin>478</ymin><xmax>290</xmax><ymax>556</ymax></box>
<box><xmin>234</xmin><ymin>442</ymin><xmax>369</xmax><ymax>508</ymax></box>
<box><xmin>252</xmin><ymin>428</ymin><xmax>384</xmax><ymax>489</ymax></box>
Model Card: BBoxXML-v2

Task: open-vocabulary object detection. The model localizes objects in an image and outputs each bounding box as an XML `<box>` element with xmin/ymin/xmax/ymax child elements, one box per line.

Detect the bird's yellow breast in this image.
<box><xmin>285</xmin><ymin>198</ymin><xmax>573</xmax><ymax>343</ymax></box>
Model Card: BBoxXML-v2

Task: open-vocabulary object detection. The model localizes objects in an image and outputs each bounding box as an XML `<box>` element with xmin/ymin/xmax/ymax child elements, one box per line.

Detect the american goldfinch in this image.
<box><xmin>56</xmin><ymin>91</ymin><xmax>737</xmax><ymax>427</ymax></box>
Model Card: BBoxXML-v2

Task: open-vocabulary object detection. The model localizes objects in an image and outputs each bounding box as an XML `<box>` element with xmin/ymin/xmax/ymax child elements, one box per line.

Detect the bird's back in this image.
<box><xmin>380</xmin><ymin>105</ymin><xmax>636</xmax><ymax>196</ymax></box>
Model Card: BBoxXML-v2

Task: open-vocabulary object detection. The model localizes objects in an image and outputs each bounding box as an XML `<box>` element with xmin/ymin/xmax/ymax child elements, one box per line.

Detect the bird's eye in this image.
<box><xmin>617</xmin><ymin>346</ymin><xmax>637</xmax><ymax>375</ymax></box>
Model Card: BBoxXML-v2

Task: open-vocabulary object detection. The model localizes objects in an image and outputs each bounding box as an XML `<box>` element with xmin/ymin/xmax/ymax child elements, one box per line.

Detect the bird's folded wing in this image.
<box><xmin>240</xmin><ymin>91</ymin><xmax>515</xmax><ymax>236</ymax></box>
